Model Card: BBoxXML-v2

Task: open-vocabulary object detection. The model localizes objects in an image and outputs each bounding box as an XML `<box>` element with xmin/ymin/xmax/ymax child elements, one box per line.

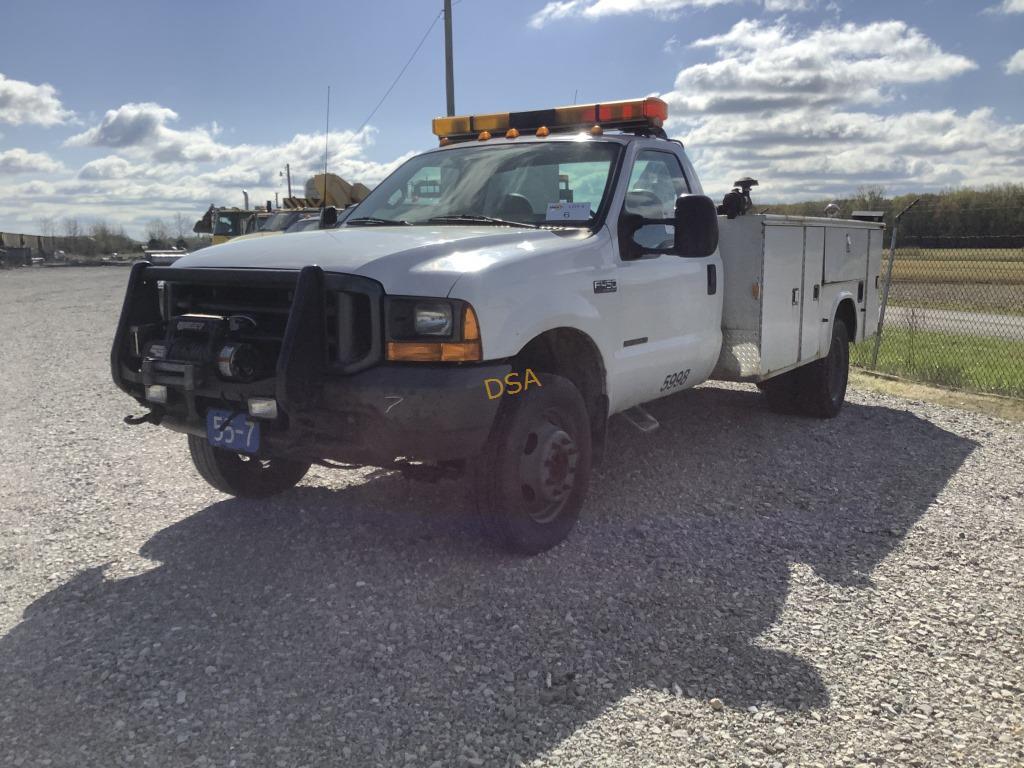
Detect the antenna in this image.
<box><xmin>322</xmin><ymin>86</ymin><xmax>331</xmax><ymax>208</ymax></box>
<box><xmin>444</xmin><ymin>0</ymin><xmax>455</xmax><ymax>116</ymax></box>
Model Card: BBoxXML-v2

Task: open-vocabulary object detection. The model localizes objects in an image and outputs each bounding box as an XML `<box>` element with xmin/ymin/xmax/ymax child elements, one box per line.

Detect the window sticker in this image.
<box><xmin>545</xmin><ymin>201</ymin><xmax>591</xmax><ymax>221</ymax></box>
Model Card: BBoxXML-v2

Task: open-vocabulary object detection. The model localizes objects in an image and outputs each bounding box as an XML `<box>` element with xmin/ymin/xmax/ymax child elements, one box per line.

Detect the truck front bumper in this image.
<box><xmin>111</xmin><ymin>262</ymin><xmax>510</xmax><ymax>465</ymax></box>
<box><xmin>158</xmin><ymin>362</ymin><xmax>510</xmax><ymax>465</ymax></box>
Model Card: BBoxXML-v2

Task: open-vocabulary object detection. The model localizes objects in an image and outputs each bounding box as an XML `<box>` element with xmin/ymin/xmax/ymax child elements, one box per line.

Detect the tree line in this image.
<box><xmin>762</xmin><ymin>184</ymin><xmax>1024</xmax><ymax>248</ymax></box>
<box><xmin>31</xmin><ymin>214</ymin><xmax>211</xmax><ymax>257</ymax></box>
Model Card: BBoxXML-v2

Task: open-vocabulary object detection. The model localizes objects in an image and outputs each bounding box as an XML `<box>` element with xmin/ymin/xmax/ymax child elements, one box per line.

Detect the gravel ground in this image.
<box><xmin>1</xmin><ymin>267</ymin><xmax>1021</xmax><ymax>768</ymax></box>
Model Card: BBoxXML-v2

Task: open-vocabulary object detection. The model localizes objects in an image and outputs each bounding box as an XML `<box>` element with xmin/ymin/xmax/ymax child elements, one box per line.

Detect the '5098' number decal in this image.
<box><xmin>660</xmin><ymin>368</ymin><xmax>691</xmax><ymax>392</ymax></box>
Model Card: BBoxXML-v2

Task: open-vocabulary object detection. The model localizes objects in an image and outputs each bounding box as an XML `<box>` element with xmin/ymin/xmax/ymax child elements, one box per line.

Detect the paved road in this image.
<box><xmin>885</xmin><ymin>305</ymin><xmax>1024</xmax><ymax>340</ymax></box>
<box><xmin>1</xmin><ymin>267</ymin><xmax>1022</xmax><ymax>768</ymax></box>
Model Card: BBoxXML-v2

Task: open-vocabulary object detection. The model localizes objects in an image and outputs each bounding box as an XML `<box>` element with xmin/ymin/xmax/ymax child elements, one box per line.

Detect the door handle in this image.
<box><xmin>792</xmin><ymin>288</ymin><xmax>800</xmax><ymax>305</ymax></box>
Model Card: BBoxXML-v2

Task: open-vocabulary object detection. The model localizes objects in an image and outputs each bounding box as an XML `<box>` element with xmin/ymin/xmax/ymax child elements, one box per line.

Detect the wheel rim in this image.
<box><xmin>517</xmin><ymin>411</ymin><xmax>579</xmax><ymax>524</ymax></box>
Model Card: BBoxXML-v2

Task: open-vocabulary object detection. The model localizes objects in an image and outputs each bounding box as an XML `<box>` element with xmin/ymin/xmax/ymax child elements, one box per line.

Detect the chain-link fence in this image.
<box><xmin>851</xmin><ymin>203</ymin><xmax>1024</xmax><ymax>398</ymax></box>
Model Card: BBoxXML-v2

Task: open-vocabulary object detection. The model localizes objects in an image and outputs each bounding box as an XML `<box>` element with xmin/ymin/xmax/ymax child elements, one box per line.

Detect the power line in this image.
<box><xmin>357</xmin><ymin>9</ymin><xmax>443</xmax><ymax>134</ymax></box>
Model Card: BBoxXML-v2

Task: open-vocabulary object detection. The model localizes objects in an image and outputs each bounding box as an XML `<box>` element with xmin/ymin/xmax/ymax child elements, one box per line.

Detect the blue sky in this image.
<box><xmin>1</xmin><ymin>0</ymin><xmax>1022</xmax><ymax>237</ymax></box>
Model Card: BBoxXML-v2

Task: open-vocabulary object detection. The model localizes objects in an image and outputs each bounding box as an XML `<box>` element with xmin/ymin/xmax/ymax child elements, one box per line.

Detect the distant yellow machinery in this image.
<box><xmin>193</xmin><ymin>173</ymin><xmax>372</xmax><ymax>244</ymax></box>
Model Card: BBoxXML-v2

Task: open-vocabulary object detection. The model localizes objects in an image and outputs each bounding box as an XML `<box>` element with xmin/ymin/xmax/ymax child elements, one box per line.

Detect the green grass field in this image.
<box><xmin>879</xmin><ymin>247</ymin><xmax>1024</xmax><ymax>315</ymax></box>
<box><xmin>852</xmin><ymin>329</ymin><xmax>1024</xmax><ymax>398</ymax></box>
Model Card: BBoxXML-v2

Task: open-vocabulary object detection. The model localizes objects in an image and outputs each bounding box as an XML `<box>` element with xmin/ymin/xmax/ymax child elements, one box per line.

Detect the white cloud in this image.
<box><xmin>672</xmin><ymin>19</ymin><xmax>976</xmax><ymax>113</ymax></box>
<box><xmin>529</xmin><ymin>0</ymin><xmax>813</xmax><ymax>26</ymax></box>
<box><xmin>531</xmin><ymin>0</ymin><xmax>732</xmax><ymax>27</ymax></box>
<box><xmin>1007</xmin><ymin>49</ymin><xmax>1024</xmax><ymax>74</ymax></box>
<box><xmin>660</xmin><ymin>19</ymin><xmax>1022</xmax><ymax>200</ymax></box>
<box><xmin>0</xmin><ymin>73</ymin><xmax>73</xmax><ymax>127</ymax></box>
<box><xmin>3</xmin><ymin>102</ymin><xmax>417</xmax><ymax>236</ymax></box>
<box><xmin>988</xmin><ymin>0</ymin><xmax>1024</xmax><ymax>12</ymax></box>
<box><xmin>65</xmin><ymin>102</ymin><xmax>177</xmax><ymax>148</ymax></box>
<box><xmin>64</xmin><ymin>102</ymin><xmax>229</xmax><ymax>164</ymax></box>
<box><xmin>77</xmin><ymin>155</ymin><xmax>140</xmax><ymax>180</ymax></box>
<box><xmin>764</xmin><ymin>0</ymin><xmax>815</xmax><ymax>9</ymax></box>
<box><xmin>0</xmin><ymin>148</ymin><xmax>63</xmax><ymax>175</ymax></box>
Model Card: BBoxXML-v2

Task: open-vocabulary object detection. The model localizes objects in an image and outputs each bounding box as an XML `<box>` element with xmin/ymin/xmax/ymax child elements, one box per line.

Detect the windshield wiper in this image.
<box><xmin>425</xmin><ymin>214</ymin><xmax>542</xmax><ymax>230</ymax></box>
<box><xmin>346</xmin><ymin>217</ymin><xmax>411</xmax><ymax>226</ymax></box>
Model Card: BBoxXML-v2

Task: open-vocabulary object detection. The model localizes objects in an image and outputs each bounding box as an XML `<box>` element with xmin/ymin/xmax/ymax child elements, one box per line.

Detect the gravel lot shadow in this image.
<box><xmin>0</xmin><ymin>386</ymin><xmax>977</xmax><ymax>767</ymax></box>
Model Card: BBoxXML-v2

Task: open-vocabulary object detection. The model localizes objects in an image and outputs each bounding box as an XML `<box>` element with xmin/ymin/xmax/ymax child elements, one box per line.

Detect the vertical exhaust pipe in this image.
<box><xmin>242</xmin><ymin>189</ymin><xmax>249</xmax><ymax>210</ymax></box>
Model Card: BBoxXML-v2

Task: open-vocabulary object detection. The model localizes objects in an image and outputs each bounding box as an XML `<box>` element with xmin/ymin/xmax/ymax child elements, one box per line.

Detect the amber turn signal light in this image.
<box><xmin>387</xmin><ymin>341</ymin><xmax>482</xmax><ymax>362</ymax></box>
<box><xmin>462</xmin><ymin>305</ymin><xmax>481</xmax><ymax>341</ymax></box>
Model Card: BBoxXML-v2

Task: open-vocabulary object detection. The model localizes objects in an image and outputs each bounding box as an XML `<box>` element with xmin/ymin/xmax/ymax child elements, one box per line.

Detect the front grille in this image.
<box><xmin>113</xmin><ymin>266</ymin><xmax>385</xmax><ymax>405</ymax></box>
<box><xmin>166</xmin><ymin>279</ymin><xmax>374</xmax><ymax>368</ymax></box>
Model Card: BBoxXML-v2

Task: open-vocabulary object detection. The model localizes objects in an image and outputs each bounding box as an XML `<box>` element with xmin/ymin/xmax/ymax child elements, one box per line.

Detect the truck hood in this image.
<box><xmin>172</xmin><ymin>225</ymin><xmax>583</xmax><ymax>296</ymax></box>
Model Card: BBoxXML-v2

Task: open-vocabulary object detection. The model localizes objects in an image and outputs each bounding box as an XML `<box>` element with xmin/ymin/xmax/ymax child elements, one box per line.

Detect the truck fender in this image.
<box><xmin>822</xmin><ymin>289</ymin><xmax>858</xmax><ymax>356</ymax></box>
<box><xmin>476</xmin><ymin>292</ymin><xmax>606</xmax><ymax>363</ymax></box>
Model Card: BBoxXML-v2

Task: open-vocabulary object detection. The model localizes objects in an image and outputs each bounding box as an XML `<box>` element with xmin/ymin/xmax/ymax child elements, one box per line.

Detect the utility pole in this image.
<box><xmin>285</xmin><ymin>163</ymin><xmax>292</xmax><ymax>198</ymax></box>
<box><xmin>444</xmin><ymin>0</ymin><xmax>455</xmax><ymax>116</ymax></box>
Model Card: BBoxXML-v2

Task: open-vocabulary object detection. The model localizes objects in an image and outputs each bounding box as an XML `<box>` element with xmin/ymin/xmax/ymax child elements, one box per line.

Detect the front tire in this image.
<box><xmin>474</xmin><ymin>374</ymin><xmax>592</xmax><ymax>554</ymax></box>
<box><xmin>187</xmin><ymin>435</ymin><xmax>310</xmax><ymax>498</ymax></box>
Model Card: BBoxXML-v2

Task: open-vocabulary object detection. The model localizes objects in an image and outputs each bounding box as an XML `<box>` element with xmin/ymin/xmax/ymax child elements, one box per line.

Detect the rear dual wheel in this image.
<box><xmin>760</xmin><ymin>319</ymin><xmax>849</xmax><ymax>419</ymax></box>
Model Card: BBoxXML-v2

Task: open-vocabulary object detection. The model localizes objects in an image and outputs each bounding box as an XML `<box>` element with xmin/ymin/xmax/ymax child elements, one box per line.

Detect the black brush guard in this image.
<box><xmin>111</xmin><ymin>262</ymin><xmax>508</xmax><ymax>465</ymax></box>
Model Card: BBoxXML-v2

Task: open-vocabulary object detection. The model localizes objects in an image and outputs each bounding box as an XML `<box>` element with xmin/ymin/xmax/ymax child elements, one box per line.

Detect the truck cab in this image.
<box><xmin>113</xmin><ymin>97</ymin><xmax>879</xmax><ymax>554</ymax></box>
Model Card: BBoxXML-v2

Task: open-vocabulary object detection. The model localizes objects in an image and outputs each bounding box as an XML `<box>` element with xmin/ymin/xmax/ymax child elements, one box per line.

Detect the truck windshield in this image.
<box><xmin>348</xmin><ymin>141</ymin><xmax>620</xmax><ymax>228</ymax></box>
<box><xmin>259</xmin><ymin>212</ymin><xmax>301</xmax><ymax>232</ymax></box>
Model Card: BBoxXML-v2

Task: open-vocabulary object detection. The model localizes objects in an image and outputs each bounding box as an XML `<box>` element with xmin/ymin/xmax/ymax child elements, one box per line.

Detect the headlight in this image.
<box><xmin>414</xmin><ymin>305</ymin><xmax>453</xmax><ymax>336</ymax></box>
<box><xmin>386</xmin><ymin>297</ymin><xmax>482</xmax><ymax>362</ymax></box>
<box><xmin>387</xmin><ymin>299</ymin><xmax>455</xmax><ymax>340</ymax></box>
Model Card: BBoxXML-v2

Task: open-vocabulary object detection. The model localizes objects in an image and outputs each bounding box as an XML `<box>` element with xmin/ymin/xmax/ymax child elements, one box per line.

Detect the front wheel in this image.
<box><xmin>473</xmin><ymin>374</ymin><xmax>592</xmax><ymax>554</ymax></box>
<box><xmin>187</xmin><ymin>435</ymin><xmax>310</xmax><ymax>498</ymax></box>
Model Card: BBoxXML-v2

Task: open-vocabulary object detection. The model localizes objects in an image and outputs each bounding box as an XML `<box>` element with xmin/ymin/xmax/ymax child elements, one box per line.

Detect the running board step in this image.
<box><xmin>621</xmin><ymin>406</ymin><xmax>659</xmax><ymax>433</ymax></box>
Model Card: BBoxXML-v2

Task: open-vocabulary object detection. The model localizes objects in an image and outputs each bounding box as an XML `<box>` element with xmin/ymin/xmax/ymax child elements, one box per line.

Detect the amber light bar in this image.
<box><xmin>432</xmin><ymin>97</ymin><xmax>668</xmax><ymax>142</ymax></box>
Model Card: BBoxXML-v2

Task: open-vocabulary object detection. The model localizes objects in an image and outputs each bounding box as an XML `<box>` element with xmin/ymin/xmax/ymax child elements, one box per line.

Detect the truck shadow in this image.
<box><xmin>0</xmin><ymin>385</ymin><xmax>976</xmax><ymax>766</ymax></box>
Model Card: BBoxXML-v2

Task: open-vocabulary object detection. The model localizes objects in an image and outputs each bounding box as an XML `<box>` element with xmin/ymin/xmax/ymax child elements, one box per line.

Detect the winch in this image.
<box><xmin>141</xmin><ymin>313</ymin><xmax>268</xmax><ymax>387</ymax></box>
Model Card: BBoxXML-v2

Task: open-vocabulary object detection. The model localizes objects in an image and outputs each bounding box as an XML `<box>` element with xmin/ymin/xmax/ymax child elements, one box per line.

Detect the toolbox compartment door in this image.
<box><xmin>800</xmin><ymin>227</ymin><xmax>825</xmax><ymax>361</ymax></box>
<box><xmin>761</xmin><ymin>224</ymin><xmax>803</xmax><ymax>373</ymax></box>
<box><xmin>824</xmin><ymin>227</ymin><xmax>869</xmax><ymax>284</ymax></box>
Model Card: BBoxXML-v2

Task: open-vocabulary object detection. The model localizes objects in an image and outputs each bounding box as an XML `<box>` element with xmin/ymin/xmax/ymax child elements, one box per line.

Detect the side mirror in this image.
<box><xmin>319</xmin><ymin>206</ymin><xmax>339</xmax><ymax>229</ymax></box>
<box><xmin>673</xmin><ymin>195</ymin><xmax>719</xmax><ymax>257</ymax></box>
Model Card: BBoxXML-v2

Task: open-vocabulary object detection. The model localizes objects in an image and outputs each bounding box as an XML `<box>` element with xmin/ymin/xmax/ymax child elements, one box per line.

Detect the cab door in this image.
<box><xmin>609</xmin><ymin>148</ymin><xmax>723</xmax><ymax>409</ymax></box>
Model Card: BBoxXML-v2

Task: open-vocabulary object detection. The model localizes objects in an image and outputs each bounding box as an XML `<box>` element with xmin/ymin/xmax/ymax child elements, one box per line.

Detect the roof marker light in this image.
<box><xmin>505</xmin><ymin>128</ymin><xmax>520</xmax><ymax>139</ymax></box>
<box><xmin>536</xmin><ymin>126</ymin><xmax>550</xmax><ymax>137</ymax></box>
<box><xmin>590</xmin><ymin>124</ymin><xmax>603</xmax><ymax>136</ymax></box>
<box><xmin>477</xmin><ymin>130</ymin><xmax>492</xmax><ymax>141</ymax></box>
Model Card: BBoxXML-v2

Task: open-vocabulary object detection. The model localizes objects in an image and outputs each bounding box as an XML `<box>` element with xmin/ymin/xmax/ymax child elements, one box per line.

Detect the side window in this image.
<box><xmin>623</xmin><ymin>150</ymin><xmax>690</xmax><ymax>251</ymax></box>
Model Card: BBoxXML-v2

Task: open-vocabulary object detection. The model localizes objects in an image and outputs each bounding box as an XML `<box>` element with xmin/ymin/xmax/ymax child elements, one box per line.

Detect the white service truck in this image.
<box><xmin>112</xmin><ymin>97</ymin><xmax>883</xmax><ymax>553</ymax></box>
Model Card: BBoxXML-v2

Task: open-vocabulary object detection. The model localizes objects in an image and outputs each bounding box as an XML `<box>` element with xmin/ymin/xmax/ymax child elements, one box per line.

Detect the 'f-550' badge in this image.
<box><xmin>593</xmin><ymin>279</ymin><xmax>617</xmax><ymax>294</ymax></box>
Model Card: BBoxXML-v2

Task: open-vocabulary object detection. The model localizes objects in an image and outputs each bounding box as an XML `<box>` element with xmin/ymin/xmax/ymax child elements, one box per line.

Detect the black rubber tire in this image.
<box><xmin>797</xmin><ymin>319</ymin><xmax>850</xmax><ymax>418</ymax></box>
<box><xmin>187</xmin><ymin>435</ymin><xmax>310</xmax><ymax>498</ymax></box>
<box><xmin>473</xmin><ymin>373</ymin><xmax>592</xmax><ymax>555</ymax></box>
<box><xmin>758</xmin><ymin>369</ymin><xmax>801</xmax><ymax>414</ymax></box>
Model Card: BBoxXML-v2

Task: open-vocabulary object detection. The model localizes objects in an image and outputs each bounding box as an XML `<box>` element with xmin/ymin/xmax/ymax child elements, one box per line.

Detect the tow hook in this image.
<box><xmin>124</xmin><ymin>409</ymin><xmax>164</xmax><ymax>426</ymax></box>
